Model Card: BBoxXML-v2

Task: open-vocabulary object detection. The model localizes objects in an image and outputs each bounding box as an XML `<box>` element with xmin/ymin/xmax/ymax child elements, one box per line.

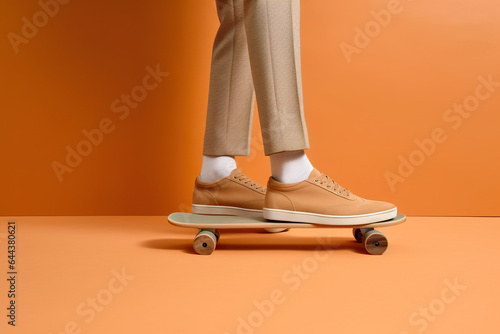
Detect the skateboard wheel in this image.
<box><xmin>193</xmin><ymin>230</ymin><xmax>217</xmax><ymax>255</ymax></box>
<box><xmin>352</xmin><ymin>228</ymin><xmax>373</xmax><ymax>243</ymax></box>
<box><xmin>202</xmin><ymin>228</ymin><xmax>220</xmax><ymax>242</ymax></box>
<box><xmin>362</xmin><ymin>230</ymin><xmax>388</xmax><ymax>255</ymax></box>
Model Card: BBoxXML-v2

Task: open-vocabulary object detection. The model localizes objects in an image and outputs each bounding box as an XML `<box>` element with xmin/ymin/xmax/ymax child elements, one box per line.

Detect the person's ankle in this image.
<box><xmin>200</xmin><ymin>155</ymin><xmax>237</xmax><ymax>182</ymax></box>
<box><xmin>270</xmin><ymin>150</ymin><xmax>313</xmax><ymax>184</ymax></box>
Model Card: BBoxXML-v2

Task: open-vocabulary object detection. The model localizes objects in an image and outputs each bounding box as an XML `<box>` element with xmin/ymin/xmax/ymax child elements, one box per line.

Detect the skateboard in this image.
<box><xmin>168</xmin><ymin>212</ymin><xmax>406</xmax><ymax>255</ymax></box>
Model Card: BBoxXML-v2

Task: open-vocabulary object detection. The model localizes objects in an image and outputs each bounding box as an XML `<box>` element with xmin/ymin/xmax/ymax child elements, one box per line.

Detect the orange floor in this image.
<box><xmin>0</xmin><ymin>216</ymin><xmax>498</xmax><ymax>334</ymax></box>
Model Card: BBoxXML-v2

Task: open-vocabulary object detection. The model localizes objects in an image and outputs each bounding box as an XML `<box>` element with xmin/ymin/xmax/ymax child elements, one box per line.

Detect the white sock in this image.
<box><xmin>270</xmin><ymin>150</ymin><xmax>314</xmax><ymax>184</ymax></box>
<box><xmin>200</xmin><ymin>155</ymin><xmax>237</xmax><ymax>182</ymax></box>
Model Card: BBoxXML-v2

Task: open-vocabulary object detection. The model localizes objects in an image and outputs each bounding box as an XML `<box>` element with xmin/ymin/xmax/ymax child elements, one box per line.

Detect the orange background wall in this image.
<box><xmin>1</xmin><ymin>0</ymin><xmax>499</xmax><ymax>216</ymax></box>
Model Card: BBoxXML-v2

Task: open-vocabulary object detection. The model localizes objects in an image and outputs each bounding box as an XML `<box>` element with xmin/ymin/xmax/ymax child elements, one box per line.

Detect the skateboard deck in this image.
<box><xmin>168</xmin><ymin>212</ymin><xmax>406</xmax><ymax>255</ymax></box>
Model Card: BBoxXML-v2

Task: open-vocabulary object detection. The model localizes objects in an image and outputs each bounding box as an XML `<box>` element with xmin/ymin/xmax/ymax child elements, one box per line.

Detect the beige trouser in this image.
<box><xmin>203</xmin><ymin>0</ymin><xmax>310</xmax><ymax>157</ymax></box>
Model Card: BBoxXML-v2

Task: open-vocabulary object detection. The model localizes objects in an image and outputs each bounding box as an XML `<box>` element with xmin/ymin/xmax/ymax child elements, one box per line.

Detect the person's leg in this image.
<box><xmin>201</xmin><ymin>0</ymin><xmax>255</xmax><ymax>182</ymax></box>
<box><xmin>243</xmin><ymin>0</ymin><xmax>312</xmax><ymax>182</ymax></box>
<box><xmin>242</xmin><ymin>0</ymin><xmax>396</xmax><ymax>224</ymax></box>
<box><xmin>243</xmin><ymin>0</ymin><xmax>309</xmax><ymax>155</ymax></box>
<box><xmin>194</xmin><ymin>0</ymin><xmax>270</xmax><ymax>220</ymax></box>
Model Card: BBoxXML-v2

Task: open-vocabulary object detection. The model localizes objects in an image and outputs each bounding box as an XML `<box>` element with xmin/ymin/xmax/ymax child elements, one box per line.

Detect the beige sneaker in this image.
<box><xmin>192</xmin><ymin>169</ymin><xmax>288</xmax><ymax>233</ymax></box>
<box><xmin>192</xmin><ymin>169</ymin><xmax>267</xmax><ymax>218</ymax></box>
<box><xmin>263</xmin><ymin>169</ymin><xmax>397</xmax><ymax>225</ymax></box>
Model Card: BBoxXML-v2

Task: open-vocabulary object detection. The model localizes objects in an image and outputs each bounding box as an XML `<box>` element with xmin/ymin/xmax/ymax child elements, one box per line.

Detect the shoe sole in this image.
<box><xmin>191</xmin><ymin>204</ymin><xmax>288</xmax><ymax>233</ymax></box>
<box><xmin>263</xmin><ymin>207</ymin><xmax>397</xmax><ymax>226</ymax></box>
<box><xmin>192</xmin><ymin>204</ymin><xmax>263</xmax><ymax>219</ymax></box>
